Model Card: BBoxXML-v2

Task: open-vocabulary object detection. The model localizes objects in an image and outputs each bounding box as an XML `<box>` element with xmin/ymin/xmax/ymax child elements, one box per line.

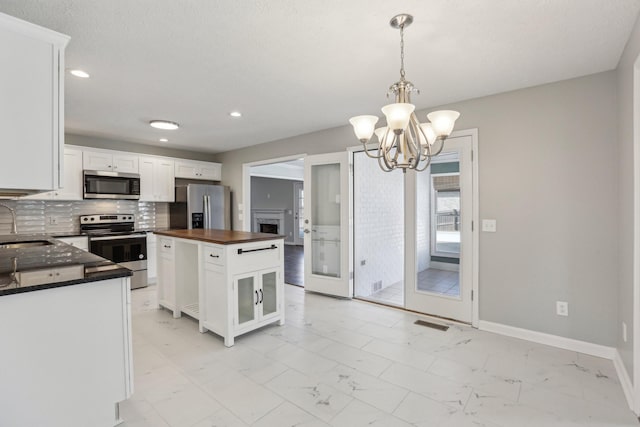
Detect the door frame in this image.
<box><xmin>348</xmin><ymin>128</ymin><xmax>479</xmax><ymax>327</ymax></box>
<box><xmin>241</xmin><ymin>154</ymin><xmax>307</xmax><ymax>232</ymax></box>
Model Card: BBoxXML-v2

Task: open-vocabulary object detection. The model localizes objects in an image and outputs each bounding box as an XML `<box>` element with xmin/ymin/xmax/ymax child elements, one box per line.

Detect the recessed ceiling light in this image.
<box><xmin>69</xmin><ymin>69</ymin><xmax>90</xmax><ymax>78</ymax></box>
<box><xmin>229</xmin><ymin>111</ymin><xmax>242</xmax><ymax>118</ymax></box>
<box><xmin>159</xmin><ymin>138</ymin><xmax>169</xmax><ymax>142</ymax></box>
<box><xmin>149</xmin><ymin>120</ymin><xmax>179</xmax><ymax>130</ymax></box>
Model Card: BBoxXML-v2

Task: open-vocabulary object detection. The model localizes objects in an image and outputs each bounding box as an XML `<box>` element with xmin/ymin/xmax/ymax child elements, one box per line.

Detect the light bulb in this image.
<box><xmin>426</xmin><ymin>110</ymin><xmax>460</xmax><ymax>137</ymax></box>
<box><xmin>381</xmin><ymin>103</ymin><xmax>415</xmax><ymax>131</ymax></box>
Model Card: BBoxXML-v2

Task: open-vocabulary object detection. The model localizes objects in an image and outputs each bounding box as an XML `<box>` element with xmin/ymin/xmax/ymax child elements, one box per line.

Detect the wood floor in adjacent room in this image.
<box><xmin>120</xmin><ymin>284</ymin><xmax>635</xmax><ymax>426</ymax></box>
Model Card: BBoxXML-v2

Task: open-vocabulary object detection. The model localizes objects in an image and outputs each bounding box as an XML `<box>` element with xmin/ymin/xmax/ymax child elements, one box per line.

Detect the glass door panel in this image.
<box><xmin>311</xmin><ymin>163</ymin><xmax>341</xmax><ymax>278</ymax></box>
<box><xmin>261</xmin><ymin>271</ymin><xmax>277</xmax><ymax>316</ymax></box>
<box><xmin>236</xmin><ymin>276</ymin><xmax>256</xmax><ymax>326</ymax></box>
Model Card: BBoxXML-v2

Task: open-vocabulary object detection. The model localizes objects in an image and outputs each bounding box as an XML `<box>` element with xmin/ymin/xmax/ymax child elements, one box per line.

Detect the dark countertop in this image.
<box><xmin>155</xmin><ymin>229</ymin><xmax>285</xmax><ymax>245</ymax></box>
<box><xmin>0</xmin><ymin>234</ymin><xmax>132</xmax><ymax>297</ymax></box>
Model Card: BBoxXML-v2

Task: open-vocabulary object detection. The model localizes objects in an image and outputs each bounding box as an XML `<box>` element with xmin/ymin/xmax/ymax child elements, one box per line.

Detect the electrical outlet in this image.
<box><xmin>361</xmin><ymin>259</ymin><xmax>366</xmax><ymax>266</ymax></box>
<box><xmin>48</xmin><ymin>216</ymin><xmax>57</xmax><ymax>225</ymax></box>
<box><xmin>623</xmin><ymin>322</ymin><xmax>628</xmax><ymax>343</ymax></box>
<box><xmin>322</xmin><ymin>265</ymin><xmax>328</xmax><ymax>274</ymax></box>
<box><xmin>556</xmin><ymin>301</ymin><xmax>569</xmax><ymax>316</ymax></box>
<box><xmin>482</xmin><ymin>219</ymin><xmax>497</xmax><ymax>232</ymax></box>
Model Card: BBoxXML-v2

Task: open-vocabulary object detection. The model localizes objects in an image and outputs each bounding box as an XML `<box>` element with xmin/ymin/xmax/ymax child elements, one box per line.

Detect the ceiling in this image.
<box><xmin>1</xmin><ymin>1</ymin><xmax>639</xmax><ymax>154</ymax></box>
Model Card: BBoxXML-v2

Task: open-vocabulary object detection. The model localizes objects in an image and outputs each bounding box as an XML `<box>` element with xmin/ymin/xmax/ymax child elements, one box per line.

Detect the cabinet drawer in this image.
<box><xmin>16</xmin><ymin>265</ymin><xmax>84</xmax><ymax>287</ymax></box>
<box><xmin>229</xmin><ymin>241</ymin><xmax>282</xmax><ymax>273</ymax></box>
<box><xmin>159</xmin><ymin>238</ymin><xmax>174</xmax><ymax>255</ymax></box>
<box><xmin>204</xmin><ymin>245</ymin><xmax>224</xmax><ymax>266</ymax></box>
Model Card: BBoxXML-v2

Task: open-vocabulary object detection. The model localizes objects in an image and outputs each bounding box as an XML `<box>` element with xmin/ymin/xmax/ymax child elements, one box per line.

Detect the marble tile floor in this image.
<box><xmin>120</xmin><ymin>284</ymin><xmax>637</xmax><ymax>427</ymax></box>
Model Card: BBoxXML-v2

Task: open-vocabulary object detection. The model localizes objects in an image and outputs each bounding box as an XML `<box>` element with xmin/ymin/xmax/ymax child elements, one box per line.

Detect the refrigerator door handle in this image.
<box><xmin>203</xmin><ymin>195</ymin><xmax>210</xmax><ymax>229</ymax></box>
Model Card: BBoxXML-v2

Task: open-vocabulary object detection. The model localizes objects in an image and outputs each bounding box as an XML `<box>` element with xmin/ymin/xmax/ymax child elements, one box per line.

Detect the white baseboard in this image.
<box><xmin>613</xmin><ymin>349</ymin><xmax>635</xmax><ymax>411</ymax></box>
<box><xmin>429</xmin><ymin>261</ymin><xmax>460</xmax><ymax>272</ymax></box>
<box><xmin>478</xmin><ymin>320</ymin><xmax>615</xmax><ymax>359</ymax></box>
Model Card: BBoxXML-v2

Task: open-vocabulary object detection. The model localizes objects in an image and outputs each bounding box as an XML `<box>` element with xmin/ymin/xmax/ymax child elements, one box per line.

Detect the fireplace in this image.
<box><xmin>253</xmin><ymin>209</ymin><xmax>285</xmax><ymax>236</ymax></box>
<box><xmin>260</xmin><ymin>223</ymin><xmax>279</xmax><ymax>234</ymax></box>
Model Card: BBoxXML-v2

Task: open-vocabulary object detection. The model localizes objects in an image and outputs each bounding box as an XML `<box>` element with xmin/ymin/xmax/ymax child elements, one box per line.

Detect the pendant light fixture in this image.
<box><xmin>349</xmin><ymin>14</ymin><xmax>460</xmax><ymax>172</ymax></box>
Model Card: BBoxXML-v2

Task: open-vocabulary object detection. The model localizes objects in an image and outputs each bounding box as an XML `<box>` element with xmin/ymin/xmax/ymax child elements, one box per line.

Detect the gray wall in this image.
<box><xmin>66</xmin><ymin>133</ymin><xmax>219</xmax><ymax>161</ymax></box>
<box><xmin>216</xmin><ymin>71</ymin><xmax>619</xmax><ymax>347</ymax></box>
<box><xmin>250</xmin><ymin>176</ymin><xmax>298</xmax><ymax>243</ymax></box>
<box><xmin>616</xmin><ymin>14</ymin><xmax>640</xmax><ymax>380</ymax></box>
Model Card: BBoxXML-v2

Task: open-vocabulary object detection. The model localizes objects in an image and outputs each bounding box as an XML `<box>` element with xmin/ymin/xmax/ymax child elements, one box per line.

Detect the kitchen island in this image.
<box><xmin>154</xmin><ymin>229</ymin><xmax>285</xmax><ymax>346</ymax></box>
<box><xmin>0</xmin><ymin>235</ymin><xmax>133</xmax><ymax>427</ymax></box>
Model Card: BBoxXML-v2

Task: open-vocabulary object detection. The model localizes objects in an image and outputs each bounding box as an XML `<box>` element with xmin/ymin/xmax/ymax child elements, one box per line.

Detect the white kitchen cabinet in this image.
<box><xmin>0</xmin><ymin>276</ymin><xmax>133</xmax><ymax>427</ymax></box>
<box><xmin>155</xmin><ymin>231</ymin><xmax>284</xmax><ymax>346</ymax></box>
<box><xmin>175</xmin><ymin>159</ymin><xmax>222</xmax><ymax>181</ymax></box>
<box><xmin>56</xmin><ymin>235</ymin><xmax>88</xmax><ymax>251</ymax></box>
<box><xmin>0</xmin><ymin>13</ymin><xmax>69</xmax><ymax>195</ymax></box>
<box><xmin>156</xmin><ymin>237</ymin><xmax>177</xmax><ymax>314</ymax></box>
<box><xmin>146</xmin><ymin>232</ymin><xmax>157</xmax><ymax>283</ymax></box>
<box><xmin>21</xmin><ymin>146</ymin><xmax>83</xmax><ymax>200</ymax></box>
<box><xmin>233</xmin><ymin>269</ymin><xmax>281</xmax><ymax>331</ymax></box>
<box><xmin>83</xmin><ymin>149</ymin><xmax>139</xmax><ymax>173</ymax></box>
<box><xmin>139</xmin><ymin>156</ymin><xmax>175</xmax><ymax>202</ymax></box>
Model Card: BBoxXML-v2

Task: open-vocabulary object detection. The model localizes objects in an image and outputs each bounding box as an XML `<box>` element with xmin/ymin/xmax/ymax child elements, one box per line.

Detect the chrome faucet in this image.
<box><xmin>0</xmin><ymin>204</ymin><xmax>17</xmax><ymax>234</ymax></box>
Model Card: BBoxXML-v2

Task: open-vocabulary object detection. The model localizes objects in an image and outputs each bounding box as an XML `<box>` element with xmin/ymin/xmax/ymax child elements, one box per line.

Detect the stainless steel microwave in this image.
<box><xmin>83</xmin><ymin>170</ymin><xmax>141</xmax><ymax>200</ymax></box>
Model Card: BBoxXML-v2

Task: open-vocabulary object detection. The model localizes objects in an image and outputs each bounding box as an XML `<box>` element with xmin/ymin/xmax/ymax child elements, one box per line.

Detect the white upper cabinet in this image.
<box><xmin>139</xmin><ymin>156</ymin><xmax>175</xmax><ymax>202</ymax></box>
<box><xmin>22</xmin><ymin>146</ymin><xmax>83</xmax><ymax>200</ymax></box>
<box><xmin>0</xmin><ymin>13</ymin><xmax>69</xmax><ymax>196</ymax></box>
<box><xmin>83</xmin><ymin>149</ymin><xmax>139</xmax><ymax>173</ymax></box>
<box><xmin>175</xmin><ymin>160</ymin><xmax>221</xmax><ymax>181</ymax></box>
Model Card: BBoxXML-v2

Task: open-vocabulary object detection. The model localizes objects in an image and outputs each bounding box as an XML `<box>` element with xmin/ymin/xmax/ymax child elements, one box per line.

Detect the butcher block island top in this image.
<box><xmin>154</xmin><ymin>228</ymin><xmax>285</xmax><ymax>244</ymax></box>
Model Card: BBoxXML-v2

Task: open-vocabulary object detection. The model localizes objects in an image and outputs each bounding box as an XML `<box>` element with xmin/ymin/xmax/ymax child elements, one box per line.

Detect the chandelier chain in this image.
<box><xmin>400</xmin><ymin>23</ymin><xmax>405</xmax><ymax>80</ymax></box>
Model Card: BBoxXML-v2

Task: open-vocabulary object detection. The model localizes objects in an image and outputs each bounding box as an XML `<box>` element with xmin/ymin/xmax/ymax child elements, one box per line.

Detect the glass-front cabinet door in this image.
<box><xmin>260</xmin><ymin>270</ymin><xmax>279</xmax><ymax>320</ymax></box>
<box><xmin>235</xmin><ymin>273</ymin><xmax>257</xmax><ymax>328</ymax></box>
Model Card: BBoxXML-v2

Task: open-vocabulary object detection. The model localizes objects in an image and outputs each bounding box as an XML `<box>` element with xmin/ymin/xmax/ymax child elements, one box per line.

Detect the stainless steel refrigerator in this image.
<box><xmin>169</xmin><ymin>184</ymin><xmax>231</xmax><ymax>229</ymax></box>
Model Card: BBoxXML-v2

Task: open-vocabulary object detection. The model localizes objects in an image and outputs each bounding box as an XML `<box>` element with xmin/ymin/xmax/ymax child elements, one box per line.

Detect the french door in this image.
<box><xmin>405</xmin><ymin>134</ymin><xmax>474</xmax><ymax>323</ymax></box>
<box><xmin>303</xmin><ymin>152</ymin><xmax>352</xmax><ymax>297</ymax></box>
<box><xmin>352</xmin><ymin>132</ymin><xmax>476</xmax><ymax>323</ymax></box>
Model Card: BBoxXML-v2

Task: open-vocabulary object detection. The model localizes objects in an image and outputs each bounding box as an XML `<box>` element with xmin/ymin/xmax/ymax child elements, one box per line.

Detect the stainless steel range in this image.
<box><xmin>80</xmin><ymin>214</ymin><xmax>147</xmax><ymax>289</ymax></box>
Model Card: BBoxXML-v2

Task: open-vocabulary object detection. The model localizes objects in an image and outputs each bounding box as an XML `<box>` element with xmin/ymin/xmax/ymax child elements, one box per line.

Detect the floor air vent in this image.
<box><xmin>414</xmin><ymin>319</ymin><xmax>449</xmax><ymax>331</ymax></box>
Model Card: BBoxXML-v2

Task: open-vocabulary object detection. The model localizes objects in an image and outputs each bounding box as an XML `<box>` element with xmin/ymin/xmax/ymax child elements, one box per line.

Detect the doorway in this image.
<box><xmin>245</xmin><ymin>157</ymin><xmax>305</xmax><ymax>287</ymax></box>
<box><xmin>352</xmin><ymin>130</ymin><xmax>478</xmax><ymax>323</ymax></box>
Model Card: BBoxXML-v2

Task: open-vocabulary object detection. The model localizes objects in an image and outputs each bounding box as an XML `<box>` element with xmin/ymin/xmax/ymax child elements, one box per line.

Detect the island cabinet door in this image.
<box><xmin>233</xmin><ymin>268</ymin><xmax>282</xmax><ymax>331</ymax></box>
<box><xmin>233</xmin><ymin>272</ymin><xmax>259</xmax><ymax>330</ymax></box>
<box><xmin>257</xmin><ymin>269</ymin><xmax>281</xmax><ymax>323</ymax></box>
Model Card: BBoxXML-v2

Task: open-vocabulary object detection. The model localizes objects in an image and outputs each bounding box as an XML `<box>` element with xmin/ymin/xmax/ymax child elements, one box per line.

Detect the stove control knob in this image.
<box><xmin>90</xmin><ymin>218</ymin><xmax>95</xmax><ymax>221</ymax></box>
<box><xmin>139</xmin><ymin>254</ymin><xmax>144</xmax><ymax>259</ymax></box>
<box><xmin>82</xmin><ymin>218</ymin><xmax>88</xmax><ymax>221</ymax></box>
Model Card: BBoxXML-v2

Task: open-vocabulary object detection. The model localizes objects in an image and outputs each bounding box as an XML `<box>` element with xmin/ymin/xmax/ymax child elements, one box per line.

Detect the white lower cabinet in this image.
<box><xmin>156</xmin><ymin>235</ymin><xmax>284</xmax><ymax>346</ymax></box>
<box><xmin>156</xmin><ymin>237</ymin><xmax>176</xmax><ymax>313</ymax></box>
<box><xmin>0</xmin><ymin>277</ymin><xmax>132</xmax><ymax>427</ymax></box>
<box><xmin>234</xmin><ymin>269</ymin><xmax>281</xmax><ymax>332</ymax></box>
<box><xmin>146</xmin><ymin>232</ymin><xmax>156</xmax><ymax>283</ymax></box>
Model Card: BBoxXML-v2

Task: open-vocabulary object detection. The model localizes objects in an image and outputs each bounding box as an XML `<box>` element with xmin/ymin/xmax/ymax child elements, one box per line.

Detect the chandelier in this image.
<box><xmin>349</xmin><ymin>14</ymin><xmax>460</xmax><ymax>172</ymax></box>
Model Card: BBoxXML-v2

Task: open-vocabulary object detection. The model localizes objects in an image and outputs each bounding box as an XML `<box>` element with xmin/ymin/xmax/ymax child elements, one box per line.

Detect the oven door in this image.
<box><xmin>89</xmin><ymin>235</ymin><xmax>147</xmax><ymax>288</ymax></box>
<box><xmin>84</xmin><ymin>170</ymin><xmax>141</xmax><ymax>200</ymax></box>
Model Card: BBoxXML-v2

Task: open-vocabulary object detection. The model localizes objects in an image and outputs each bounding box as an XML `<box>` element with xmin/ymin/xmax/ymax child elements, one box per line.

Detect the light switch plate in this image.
<box><xmin>482</xmin><ymin>219</ymin><xmax>497</xmax><ymax>232</ymax></box>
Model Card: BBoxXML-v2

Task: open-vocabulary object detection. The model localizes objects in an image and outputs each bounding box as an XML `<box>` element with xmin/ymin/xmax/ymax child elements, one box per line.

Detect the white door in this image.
<box><xmin>293</xmin><ymin>181</ymin><xmax>304</xmax><ymax>245</ymax></box>
<box><xmin>405</xmin><ymin>134</ymin><xmax>474</xmax><ymax>322</ymax></box>
<box><xmin>303</xmin><ymin>152</ymin><xmax>352</xmax><ymax>298</ymax></box>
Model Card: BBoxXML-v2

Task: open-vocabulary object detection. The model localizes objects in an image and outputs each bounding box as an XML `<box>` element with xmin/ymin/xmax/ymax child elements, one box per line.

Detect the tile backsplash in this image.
<box><xmin>0</xmin><ymin>200</ymin><xmax>169</xmax><ymax>235</ymax></box>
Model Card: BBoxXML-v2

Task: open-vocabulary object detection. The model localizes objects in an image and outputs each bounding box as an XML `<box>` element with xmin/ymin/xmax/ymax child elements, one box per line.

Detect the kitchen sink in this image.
<box><xmin>0</xmin><ymin>240</ymin><xmax>53</xmax><ymax>249</ymax></box>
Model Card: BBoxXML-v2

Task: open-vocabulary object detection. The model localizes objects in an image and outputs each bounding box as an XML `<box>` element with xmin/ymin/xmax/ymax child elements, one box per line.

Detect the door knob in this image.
<box><xmin>304</xmin><ymin>229</ymin><xmax>311</xmax><ymax>234</ymax></box>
